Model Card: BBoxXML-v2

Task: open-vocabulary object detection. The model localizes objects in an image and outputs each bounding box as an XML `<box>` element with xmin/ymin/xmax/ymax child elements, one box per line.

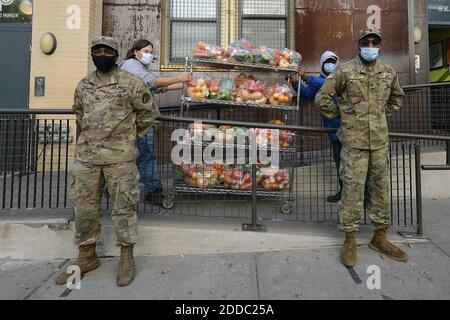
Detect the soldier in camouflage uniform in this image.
<box><xmin>315</xmin><ymin>29</ymin><xmax>409</xmax><ymax>267</ymax></box>
<box><xmin>55</xmin><ymin>36</ymin><xmax>159</xmax><ymax>287</ymax></box>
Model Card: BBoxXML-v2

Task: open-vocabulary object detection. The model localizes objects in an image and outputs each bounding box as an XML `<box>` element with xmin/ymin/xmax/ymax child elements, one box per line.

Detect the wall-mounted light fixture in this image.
<box><xmin>40</xmin><ymin>32</ymin><xmax>57</xmax><ymax>55</ymax></box>
<box><xmin>19</xmin><ymin>0</ymin><xmax>33</xmax><ymax>16</ymax></box>
<box><xmin>414</xmin><ymin>26</ymin><xmax>422</xmax><ymax>44</ymax></box>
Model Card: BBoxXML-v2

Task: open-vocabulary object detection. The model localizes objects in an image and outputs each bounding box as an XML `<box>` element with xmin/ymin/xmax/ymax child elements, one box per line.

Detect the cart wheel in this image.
<box><xmin>280</xmin><ymin>201</ymin><xmax>293</xmax><ymax>214</ymax></box>
<box><xmin>162</xmin><ymin>195</ymin><xmax>174</xmax><ymax>209</ymax></box>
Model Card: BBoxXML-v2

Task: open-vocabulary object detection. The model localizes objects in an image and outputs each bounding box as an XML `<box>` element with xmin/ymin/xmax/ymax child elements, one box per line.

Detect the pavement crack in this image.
<box><xmin>427</xmin><ymin>239</ymin><xmax>450</xmax><ymax>259</ymax></box>
<box><xmin>254</xmin><ymin>254</ymin><xmax>261</xmax><ymax>300</ymax></box>
<box><xmin>23</xmin><ymin>259</ymin><xmax>69</xmax><ymax>300</ymax></box>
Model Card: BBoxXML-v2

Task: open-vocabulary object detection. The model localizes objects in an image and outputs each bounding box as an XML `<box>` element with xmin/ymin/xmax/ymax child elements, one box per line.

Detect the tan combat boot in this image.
<box><xmin>117</xmin><ymin>244</ymin><xmax>135</xmax><ymax>287</ymax></box>
<box><xmin>55</xmin><ymin>243</ymin><xmax>100</xmax><ymax>285</ymax></box>
<box><xmin>369</xmin><ymin>228</ymin><xmax>409</xmax><ymax>262</ymax></box>
<box><xmin>340</xmin><ymin>231</ymin><xmax>357</xmax><ymax>267</ymax></box>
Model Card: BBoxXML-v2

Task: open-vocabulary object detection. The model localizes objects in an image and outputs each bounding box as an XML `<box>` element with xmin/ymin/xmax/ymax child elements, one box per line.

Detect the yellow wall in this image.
<box><xmin>29</xmin><ymin>0</ymin><xmax>103</xmax><ymax>171</ymax></box>
<box><xmin>29</xmin><ymin>0</ymin><xmax>103</xmax><ymax>109</ymax></box>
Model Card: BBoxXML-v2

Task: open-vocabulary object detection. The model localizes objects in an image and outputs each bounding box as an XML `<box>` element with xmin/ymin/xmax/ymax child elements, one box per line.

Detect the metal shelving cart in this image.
<box><xmin>172</xmin><ymin>56</ymin><xmax>301</xmax><ymax>220</ymax></box>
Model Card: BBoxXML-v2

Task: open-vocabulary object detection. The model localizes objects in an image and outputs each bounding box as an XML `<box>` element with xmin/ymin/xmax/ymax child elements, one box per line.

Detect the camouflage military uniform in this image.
<box><xmin>315</xmin><ymin>56</ymin><xmax>404</xmax><ymax>232</ymax></box>
<box><xmin>71</xmin><ymin>66</ymin><xmax>159</xmax><ymax>246</ymax></box>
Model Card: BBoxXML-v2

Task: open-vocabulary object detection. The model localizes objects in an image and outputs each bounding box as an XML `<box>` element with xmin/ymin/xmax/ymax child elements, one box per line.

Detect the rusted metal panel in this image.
<box><xmin>296</xmin><ymin>9</ymin><xmax>354</xmax><ymax>71</ymax></box>
<box><xmin>102</xmin><ymin>0</ymin><xmax>162</xmax><ymax>65</ymax></box>
<box><xmin>295</xmin><ymin>0</ymin><xmax>411</xmax><ymax>84</ymax></box>
<box><xmin>296</xmin><ymin>0</ymin><xmax>353</xmax><ymax>10</ymax></box>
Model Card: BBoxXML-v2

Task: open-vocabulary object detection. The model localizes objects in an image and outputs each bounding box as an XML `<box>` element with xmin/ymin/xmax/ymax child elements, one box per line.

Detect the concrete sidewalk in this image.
<box><xmin>0</xmin><ymin>198</ymin><xmax>449</xmax><ymax>300</ymax></box>
<box><xmin>1</xmin><ymin>242</ymin><xmax>449</xmax><ymax>300</ymax></box>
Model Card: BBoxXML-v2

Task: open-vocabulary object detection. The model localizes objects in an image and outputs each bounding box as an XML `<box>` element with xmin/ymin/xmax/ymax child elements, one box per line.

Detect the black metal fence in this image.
<box><xmin>0</xmin><ymin>113</ymin><xmax>75</xmax><ymax>209</ymax></box>
<box><xmin>1</xmin><ymin>82</ymin><xmax>449</xmax><ymax>234</ymax></box>
<box><xmin>296</xmin><ymin>82</ymin><xmax>450</xmax><ymax>142</ymax></box>
<box><xmin>2</xmin><ymin>110</ymin><xmax>449</xmax><ymax>236</ymax></box>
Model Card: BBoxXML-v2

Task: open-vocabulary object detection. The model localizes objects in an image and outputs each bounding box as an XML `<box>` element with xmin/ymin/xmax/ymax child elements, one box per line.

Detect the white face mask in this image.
<box><xmin>138</xmin><ymin>51</ymin><xmax>154</xmax><ymax>66</ymax></box>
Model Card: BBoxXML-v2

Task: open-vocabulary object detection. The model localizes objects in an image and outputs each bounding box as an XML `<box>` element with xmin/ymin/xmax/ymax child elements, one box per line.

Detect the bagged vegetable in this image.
<box><xmin>253</xmin><ymin>47</ymin><xmax>274</xmax><ymax>65</ymax></box>
<box><xmin>217</xmin><ymin>77</ymin><xmax>234</xmax><ymax>101</ymax></box>
<box><xmin>224</xmin><ymin>47</ymin><xmax>254</xmax><ymax>64</ymax></box>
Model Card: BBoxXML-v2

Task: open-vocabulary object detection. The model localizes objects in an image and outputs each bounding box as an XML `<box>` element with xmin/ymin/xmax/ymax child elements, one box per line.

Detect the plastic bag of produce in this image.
<box><xmin>253</xmin><ymin>47</ymin><xmax>274</xmax><ymax>65</ymax></box>
<box><xmin>235</xmin><ymin>80</ymin><xmax>267</xmax><ymax>104</ymax></box>
<box><xmin>224</xmin><ymin>47</ymin><xmax>254</xmax><ymax>64</ymax></box>
<box><xmin>216</xmin><ymin>126</ymin><xmax>248</xmax><ymax>145</ymax></box>
<box><xmin>223</xmin><ymin>165</ymin><xmax>253</xmax><ymax>190</ymax></box>
<box><xmin>185</xmin><ymin>77</ymin><xmax>212</xmax><ymax>100</ymax></box>
<box><xmin>181</xmin><ymin>163</ymin><xmax>222</xmax><ymax>189</ymax></box>
<box><xmin>278</xmin><ymin>49</ymin><xmax>302</xmax><ymax>68</ymax></box>
<box><xmin>217</xmin><ymin>77</ymin><xmax>234</xmax><ymax>101</ymax></box>
<box><xmin>230</xmin><ymin>39</ymin><xmax>255</xmax><ymax>50</ymax></box>
<box><xmin>192</xmin><ymin>42</ymin><xmax>224</xmax><ymax>60</ymax></box>
<box><xmin>267</xmin><ymin>120</ymin><xmax>293</xmax><ymax>148</ymax></box>
<box><xmin>188</xmin><ymin>123</ymin><xmax>217</xmax><ymax>143</ymax></box>
<box><xmin>234</xmin><ymin>73</ymin><xmax>257</xmax><ymax>88</ymax></box>
<box><xmin>208</xmin><ymin>79</ymin><xmax>220</xmax><ymax>99</ymax></box>
<box><xmin>259</xmin><ymin>167</ymin><xmax>290</xmax><ymax>191</ymax></box>
<box><xmin>267</xmin><ymin>84</ymin><xmax>293</xmax><ymax>106</ymax></box>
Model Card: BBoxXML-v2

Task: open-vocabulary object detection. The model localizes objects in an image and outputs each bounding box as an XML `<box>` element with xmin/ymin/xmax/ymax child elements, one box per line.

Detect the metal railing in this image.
<box><xmin>1</xmin><ymin>108</ymin><xmax>449</xmax><ymax>237</ymax></box>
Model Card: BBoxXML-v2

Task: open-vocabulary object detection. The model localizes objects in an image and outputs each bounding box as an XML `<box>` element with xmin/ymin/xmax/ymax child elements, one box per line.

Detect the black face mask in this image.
<box><xmin>92</xmin><ymin>55</ymin><xmax>116</xmax><ymax>73</ymax></box>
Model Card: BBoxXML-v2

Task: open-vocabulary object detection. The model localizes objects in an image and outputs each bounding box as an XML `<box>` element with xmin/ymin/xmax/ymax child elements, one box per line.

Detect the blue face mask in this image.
<box><xmin>323</xmin><ymin>63</ymin><xmax>336</xmax><ymax>74</ymax></box>
<box><xmin>360</xmin><ymin>47</ymin><xmax>380</xmax><ymax>62</ymax></box>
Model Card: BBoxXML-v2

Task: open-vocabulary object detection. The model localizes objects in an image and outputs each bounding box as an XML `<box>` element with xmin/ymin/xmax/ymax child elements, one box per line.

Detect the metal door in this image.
<box><xmin>0</xmin><ymin>23</ymin><xmax>32</xmax><ymax>109</ymax></box>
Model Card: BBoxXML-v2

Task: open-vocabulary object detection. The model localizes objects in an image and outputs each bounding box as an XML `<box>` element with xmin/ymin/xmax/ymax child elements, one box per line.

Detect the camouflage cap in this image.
<box><xmin>91</xmin><ymin>36</ymin><xmax>118</xmax><ymax>51</ymax></box>
<box><xmin>359</xmin><ymin>28</ymin><xmax>382</xmax><ymax>41</ymax></box>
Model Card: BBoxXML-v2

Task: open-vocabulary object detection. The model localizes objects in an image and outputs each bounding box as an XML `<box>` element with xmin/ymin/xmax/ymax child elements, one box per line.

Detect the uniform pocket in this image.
<box><xmin>110</xmin><ymin>164</ymin><xmax>140</xmax><ymax>209</ymax></box>
<box><xmin>376</xmin><ymin>76</ymin><xmax>392</xmax><ymax>103</ymax></box>
<box><xmin>346</xmin><ymin>79</ymin><xmax>364</xmax><ymax>105</ymax></box>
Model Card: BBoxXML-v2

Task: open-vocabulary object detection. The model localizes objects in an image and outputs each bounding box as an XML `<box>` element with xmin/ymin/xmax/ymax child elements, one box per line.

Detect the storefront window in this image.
<box><xmin>0</xmin><ymin>0</ymin><xmax>32</xmax><ymax>24</ymax></box>
<box><xmin>428</xmin><ymin>0</ymin><xmax>450</xmax><ymax>25</ymax></box>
